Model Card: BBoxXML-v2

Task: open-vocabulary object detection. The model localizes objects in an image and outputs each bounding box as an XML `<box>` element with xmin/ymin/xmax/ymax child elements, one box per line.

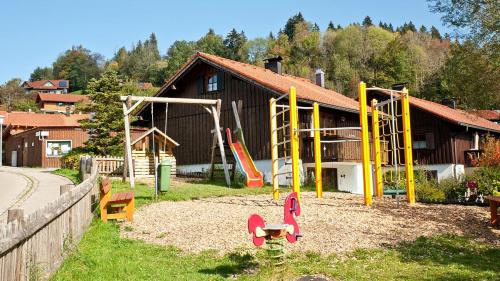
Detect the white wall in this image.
<box><xmin>303</xmin><ymin>162</ymin><xmax>374</xmax><ymax>195</ymax></box>
<box><xmin>385</xmin><ymin>164</ymin><xmax>466</xmax><ymax>182</ymax></box>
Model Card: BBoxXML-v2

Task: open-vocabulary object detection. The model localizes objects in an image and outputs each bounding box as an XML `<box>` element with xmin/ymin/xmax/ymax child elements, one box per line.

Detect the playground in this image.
<box><xmin>120</xmin><ymin>190</ymin><xmax>498</xmax><ymax>255</ymax></box>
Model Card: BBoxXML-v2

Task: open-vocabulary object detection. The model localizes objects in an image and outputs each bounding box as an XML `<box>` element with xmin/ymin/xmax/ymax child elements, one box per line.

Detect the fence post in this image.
<box><xmin>60</xmin><ymin>184</ymin><xmax>74</xmax><ymax>195</ymax></box>
<box><xmin>7</xmin><ymin>209</ymin><xmax>24</xmax><ymax>224</ymax></box>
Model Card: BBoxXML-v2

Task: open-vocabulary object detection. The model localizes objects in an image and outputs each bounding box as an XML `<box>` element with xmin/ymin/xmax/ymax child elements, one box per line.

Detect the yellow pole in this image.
<box><xmin>313</xmin><ymin>102</ymin><xmax>322</xmax><ymax>198</ymax></box>
<box><xmin>371</xmin><ymin>99</ymin><xmax>383</xmax><ymax>198</ymax></box>
<box><xmin>270</xmin><ymin>98</ymin><xmax>279</xmax><ymax>200</ymax></box>
<box><xmin>289</xmin><ymin>86</ymin><xmax>300</xmax><ymax>201</ymax></box>
<box><xmin>358</xmin><ymin>82</ymin><xmax>372</xmax><ymax>206</ymax></box>
<box><xmin>401</xmin><ymin>88</ymin><xmax>415</xmax><ymax>205</ymax></box>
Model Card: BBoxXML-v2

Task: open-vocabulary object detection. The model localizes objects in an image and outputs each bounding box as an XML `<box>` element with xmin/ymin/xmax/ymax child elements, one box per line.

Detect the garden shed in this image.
<box><xmin>131</xmin><ymin>127</ymin><xmax>178</xmax><ymax>177</ymax></box>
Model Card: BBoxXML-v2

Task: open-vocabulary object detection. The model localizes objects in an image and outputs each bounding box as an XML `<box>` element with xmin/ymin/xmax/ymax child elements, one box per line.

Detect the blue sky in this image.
<box><xmin>0</xmin><ymin>0</ymin><xmax>449</xmax><ymax>84</ymax></box>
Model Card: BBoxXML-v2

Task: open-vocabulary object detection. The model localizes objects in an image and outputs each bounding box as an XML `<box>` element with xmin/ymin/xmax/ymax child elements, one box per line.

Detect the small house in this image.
<box><xmin>131</xmin><ymin>127</ymin><xmax>178</xmax><ymax>177</ymax></box>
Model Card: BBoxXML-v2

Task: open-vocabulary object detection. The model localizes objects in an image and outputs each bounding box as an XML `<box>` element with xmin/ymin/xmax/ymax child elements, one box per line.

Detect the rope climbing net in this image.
<box><xmin>368</xmin><ymin>87</ymin><xmax>416</xmax><ymax>205</ymax></box>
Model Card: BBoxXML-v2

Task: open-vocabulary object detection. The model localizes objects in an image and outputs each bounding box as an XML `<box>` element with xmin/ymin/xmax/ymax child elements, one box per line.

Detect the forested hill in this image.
<box><xmin>2</xmin><ymin>5</ymin><xmax>499</xmax><ymax>111</ymax></box>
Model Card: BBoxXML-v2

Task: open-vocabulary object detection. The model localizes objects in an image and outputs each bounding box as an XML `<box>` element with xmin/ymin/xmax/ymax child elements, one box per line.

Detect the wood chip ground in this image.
<box><xmin>121</xmin><ymin>192</ymin><xmax>499</xmax><ymax>255</ymax></box>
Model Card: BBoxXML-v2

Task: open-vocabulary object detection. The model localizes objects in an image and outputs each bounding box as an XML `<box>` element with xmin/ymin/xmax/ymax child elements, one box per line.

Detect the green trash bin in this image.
<box><xmin>158</xmin><ymin>159</ymin><xmax>172</xmax><ymax>192</ymax></box>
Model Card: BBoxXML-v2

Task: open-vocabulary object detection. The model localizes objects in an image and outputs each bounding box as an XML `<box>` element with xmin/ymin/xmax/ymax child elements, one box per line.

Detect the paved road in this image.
<box><xmin>0</xmin><ymin>171</ymin><xmax>30</xmax><ymax>217</ymax></box>
<box><xmin>0</xmin><ymin>167</ymin><xmax>72</xmax><ymax>223</ymax></box>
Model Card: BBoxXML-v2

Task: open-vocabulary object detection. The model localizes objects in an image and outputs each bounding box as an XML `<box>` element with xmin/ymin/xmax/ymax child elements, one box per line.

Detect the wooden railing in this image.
<box><xmin>0</xmin><ymin>158</ymin><xmax>99</xmax><ymax>280</ymax></box>
<box><xmin>94</xmin><ymin>156</ymin><xmax>125</xmax><ymax>175</ymax></box>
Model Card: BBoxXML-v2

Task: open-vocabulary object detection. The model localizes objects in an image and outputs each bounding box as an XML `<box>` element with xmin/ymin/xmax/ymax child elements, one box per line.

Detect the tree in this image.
<box><xmin>362</xmin><ymin>16</ymin><xmax>373</xmax><ymax>27</ymax></box>
<box><xmin>0</xmin><ymin>78</ymin><xmax>24</xmax><ymax>111</ymax></box>
<box><xmin>52</xmin><ymin>46</ymin><xmax>103</xmax><ymax>92</ymax></box>
<box><xmin>327</xmin><ymin>21</ymin><xmax>336</xmax><ymax>31</ymax></box>
<box><xmin>440</xmin><ymin>41</ymin><xmax>500</xmax><ymax>109</ymax></box>
<box><xmin>196</xmin><ymin>29</ymin><xmax>227</xmax><ymax>57</ymax></box>
<box><xmin>163</xmin><ymin>40</ymin><xmax>196</xmax><ymax>79</ymax></box>
<box><xmin>223</xmin><ymin>28</ymin><xmax>248</xmax><ymax>61</ymax></box>
<box><xmin>79</xmin><ymin>70</ymin><xmax>125</xmax><ymax>155</ymax></box>
<box><xmin>312</xmin><ymin>23</ymin><xmax>320</xmax><ymax>32</ymax></box>
<box><xmin>430</xmin><ymin>26</ymin><xmax>442</xmax><ymax>39</ymax></box>
<box><xmin>30</xmin><ymin>67</ymin><xmax>53</xmax><ymax>81</ymax></box>
<box><xmin>246</xmin><ymin>37</ymin><xmax>268</xmax><ymax>66</ymax></box>
<box><xmin>419</xmin><ymin>25</ymin><xmax>428</xmax><ymax>33</ymax></box>
<box><xmin>283</xmin><ymin>12</ymin><xmax>306</xmax><ymax>40</ymax></box>
<box><xmin>428</xmin><ymin>0</ymin><xmax>498</xmax><ymax>49</ymax></box>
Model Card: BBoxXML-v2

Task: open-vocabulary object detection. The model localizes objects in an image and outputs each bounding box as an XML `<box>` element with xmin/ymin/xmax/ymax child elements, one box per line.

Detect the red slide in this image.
<box><xmin>226</xmin><ymin>128</ymin><xmax>264</xmax><ymax>187</ymax></box>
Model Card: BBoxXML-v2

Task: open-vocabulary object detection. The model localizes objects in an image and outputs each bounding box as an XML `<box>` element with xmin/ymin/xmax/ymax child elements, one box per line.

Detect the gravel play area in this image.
<box><xmin>121</xmin><ymin>192</ymin><xmax>499</xmax><ymax>255</ymax></box>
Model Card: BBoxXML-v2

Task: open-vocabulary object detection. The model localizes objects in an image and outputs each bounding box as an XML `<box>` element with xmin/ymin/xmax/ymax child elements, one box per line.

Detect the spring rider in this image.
<box><xmin>247</xmin><ymin>192</ymin><xmax>301</xmax><ymax>266</ymax></box>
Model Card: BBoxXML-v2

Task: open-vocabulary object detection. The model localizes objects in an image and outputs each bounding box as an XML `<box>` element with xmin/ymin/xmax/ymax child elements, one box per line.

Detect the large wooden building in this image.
<box><xmin>368</xmin><ymin>90</ymin><xmax>500</xmax><ymax>180</ymax></box>
<box><xmin>139</xmin><ymin>52</ymin><xmax>500</xmax><ymax>191</ymax></box>
<box><xmin>138</xmin><ymin>52</ymin><xmax>372</xmax><ymax>192</ymax></box>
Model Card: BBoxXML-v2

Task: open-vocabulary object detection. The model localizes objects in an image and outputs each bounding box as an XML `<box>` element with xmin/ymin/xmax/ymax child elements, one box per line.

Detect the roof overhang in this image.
<box><xmin>137</xmin><ymin>54</ymin><xmax>361</xmax><ymax>116</ymax></box>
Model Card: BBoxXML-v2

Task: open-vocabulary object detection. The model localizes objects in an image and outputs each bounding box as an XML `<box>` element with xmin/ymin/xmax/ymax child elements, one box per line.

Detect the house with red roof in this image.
<box><xmin>368</xmin><ymin>89</ymin><xmax>500</xmax><ymax>180</ymax></box>
<box><xmin>135</xmin><ymin>52</ymin><xmax>500</xmax><ymax>190</ymax></box>
<box><xmin>0</xmin><ymin>111</ymin><xmax>89</xmax><ymax>167</ymax></box>
<box><xmin>36</xmin><ymin>93</ymin><xmax>89</xmax><ymax>114</ymax></box>
<box><xmin>469</xmin><ymin>110</ymin><xmax>500</xmax><ymax>124</ymax></box>
<box><xmin>136</xmin><ymin>52</ymin><xmax>376</xmax><ymax>193</ymax></box>
<box><xmin>21</xmin><ymin>80</ymin><xmax>69</xmax><ymax>94</ymax></box>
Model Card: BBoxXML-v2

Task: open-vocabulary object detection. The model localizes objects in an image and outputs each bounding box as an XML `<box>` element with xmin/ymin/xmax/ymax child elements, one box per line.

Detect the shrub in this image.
<box><xmin>60</xmin><ymin>148</ymin><xmax>92</xmax><ymax>170</ymax></box>
<box><xmin>437</xmin><ymin>178</ymin><xmax>465</xmax><ymax>202</ymax></box>
<box><xmin>477</xmin><ymin>135</ymin><xmax>500</xmax><ymax>167</ymax></box>
<box><xmin>466</xmin><ymin>166</ymin><xmax>500</xmax><ymax>196</ymax></box>
<box><xmin>415</xmin><ymin>179</ymin><xmax>446</xmax><ymax>203</ymax></box>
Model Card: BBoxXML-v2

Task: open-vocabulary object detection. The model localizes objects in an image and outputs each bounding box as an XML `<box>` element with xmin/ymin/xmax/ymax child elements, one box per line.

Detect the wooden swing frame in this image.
<box><xmin>121</xmin><ymin>95</ymin><xmax>231</xmax><ymax>188</ymax></box>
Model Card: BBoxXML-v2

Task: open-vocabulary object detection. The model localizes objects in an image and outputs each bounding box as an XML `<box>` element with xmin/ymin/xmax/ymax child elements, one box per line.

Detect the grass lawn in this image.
<box><xmin>52</xmin><ymin>168</ymin><xmax>82</xmax><ymax>184</ymax></box>
<box><xmin>111</xmin><ymin>179</ymin><xmax>272</xmax><ymax>207</ymax></box>
<box><xmin>51</xmin><ymin>221</ymin><xmax>499</xmax><ymax>281</ymax></box>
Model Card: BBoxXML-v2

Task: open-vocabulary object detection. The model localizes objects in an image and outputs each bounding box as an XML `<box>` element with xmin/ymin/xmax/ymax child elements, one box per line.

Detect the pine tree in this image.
<box><xmin>362</xmin><ymin>16</ymin><xmax>373</xmax><ymax>27</ymax></box>
<box><xmin>79</xmin><ymin>70</ymin><xmax>125</xmax><ymax>155</ymax></box>
<box><xmin>224</xmin><ymin>28</ymin><xmax>248</xmax><ymax>61</ymax></box>
<box><xmin>283</xmin><ymin>12</ymin><xmax>306</xmax><ymax>40</ymax></box>
<box><xmin>419</xmin><ymin>25</ymin><xmax>428</xmax><ymax>33</ymax></box>
<box><xmin>327</xmin><ymin>21</ymin><xmax>335</xmax><ymax>31</ymax></box>
<box><xmin>312</xmin><ymin>22</ymin><xmax>320</xmax><ymax>32</ymax></box>
<box><xmin>430</xmin><ymin>26</ymin><xmax>442</xmax><ymax>40</ymax></box>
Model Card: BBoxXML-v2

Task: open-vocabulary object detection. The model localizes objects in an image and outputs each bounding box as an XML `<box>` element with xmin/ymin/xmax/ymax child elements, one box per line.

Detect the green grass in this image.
<box><xmin>51</xmin><ymin>221</ymin><xmax>499</xmax><ymax>281</ymax></box>
<box><xmin>112</xmin><ymin>179</ymin><xmax>272</xmax><ymax>207</ymax></box>
<box><xmin>53</xmin><ymin>168</ymin><xmax>82</xmax><ymax>184</ymax></box>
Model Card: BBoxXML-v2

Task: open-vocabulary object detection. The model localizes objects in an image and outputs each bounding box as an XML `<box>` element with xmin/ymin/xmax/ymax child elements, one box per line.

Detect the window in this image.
<box><xmin>207</xmin><ymin>74</ymin><xmax>218</xmax><ymax>92</ymax></box>
<box><xmin>46</xmin><ymin>140</ymin><xmax>72</xmax><ymax>157</ymax></box>
<box><xmin>413</xmin><ymin>134</ymin><xmax>427</xmax><ymax>149</ymax></box>
<box><xmin>412</xmin><ymin>132</ymin><xmax>435</xmax><ymax>150</ymax></box>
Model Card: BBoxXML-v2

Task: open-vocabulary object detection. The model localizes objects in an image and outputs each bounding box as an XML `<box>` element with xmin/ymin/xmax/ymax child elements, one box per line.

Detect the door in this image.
<box><xmin>11</xmin><ymin>151</ymin><xmax>17</xmax><ymax>166</ymax></box>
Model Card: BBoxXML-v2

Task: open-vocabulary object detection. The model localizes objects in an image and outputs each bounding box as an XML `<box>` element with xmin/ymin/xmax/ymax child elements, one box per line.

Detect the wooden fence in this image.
<box><xmin>94</xmin><ymin>156</ymin><xmax>125</xmax><ymax>175</ymax></box>
<box><xmin>0</xmin><ymin>158</ymin><xmax>99</xmax><ymax>280</ymax></box>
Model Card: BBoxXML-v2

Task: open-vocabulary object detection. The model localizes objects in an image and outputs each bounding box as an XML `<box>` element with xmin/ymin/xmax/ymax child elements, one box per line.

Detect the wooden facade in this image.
<box><xmin>367</xmin><ymin>91</ymin><xmax>486</xmax><ymax>167</ymax></box>
<box><xmin>144</xmin><ymin>61</ymin><xmax>367</xmax><ymax>166</ymax></box>
<box><xmin>4</xmin><ymin>127</ymin><xmax>88</xmax><ymax>168</ymax></box>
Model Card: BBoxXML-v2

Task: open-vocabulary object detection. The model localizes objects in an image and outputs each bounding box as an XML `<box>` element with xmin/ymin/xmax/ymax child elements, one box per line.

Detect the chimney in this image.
<box><xmin>315</xmin><ymin>69</ymin><xmax>325</xmax><ymax>87</ymax></box>
<box><xmin>264</xmin><ymin>56</ymin><xmax>283</xmax><ymax>75</ymax></box>
<box><xmin>441</xmin><ymin>98</ymin><xmax>456</xmax><ymax>109</ymax></box>
<box><xmin>65</xmin><ymin>106</ymin><xmax>71</xmax><ymax>116</ymax></box>
<box><xmin>391</xmin><ymin>83</ymin><xmax>408</xmax><ymax>91</ymax></box>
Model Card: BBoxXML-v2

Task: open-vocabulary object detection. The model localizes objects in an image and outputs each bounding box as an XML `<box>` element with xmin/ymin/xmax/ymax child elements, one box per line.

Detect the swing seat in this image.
<box><xmin>383</xmin><ymin>189</ymin><xmax>407</xmax><ymax>196</ymax></box>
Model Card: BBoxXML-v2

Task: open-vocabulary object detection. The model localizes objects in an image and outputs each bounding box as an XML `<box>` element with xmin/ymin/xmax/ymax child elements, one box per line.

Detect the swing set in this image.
<box><xmin>121</xmin><ymin>96</ymin><xmax>232</xmax><ymax>191</ymax></box>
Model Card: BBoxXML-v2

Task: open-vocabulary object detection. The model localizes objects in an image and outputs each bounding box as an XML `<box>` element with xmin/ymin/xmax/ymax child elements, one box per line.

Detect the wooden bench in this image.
<box><xmin>99</xmin><ymin>177</ymin><xmax>134</xmax><ymax>222</ymax></box>
<box><xmin>485</xmin><ymin>196</ymin><xmax>500</xmax><ymax>227</ymax></box>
